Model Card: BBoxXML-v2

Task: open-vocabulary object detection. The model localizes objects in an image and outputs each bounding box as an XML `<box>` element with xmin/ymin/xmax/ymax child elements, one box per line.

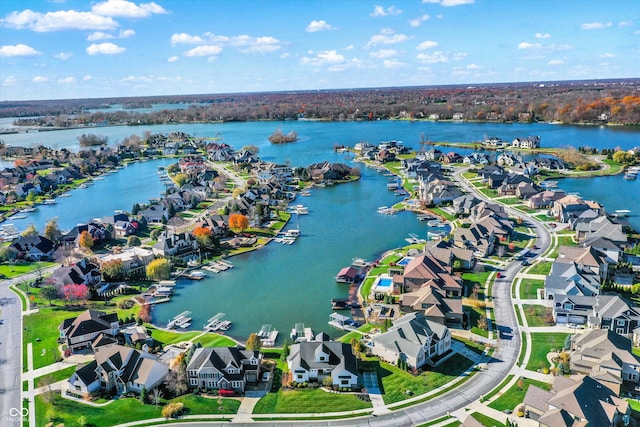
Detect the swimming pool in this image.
<box><xmin>372</xmin><ymin>276</ymin><xmax>393</xmax><ymax>293</ymax></box>
<box><xmin>397</xmin><ymin>256</ymin><xmax>414</xmax><ymax>266</ymax></box>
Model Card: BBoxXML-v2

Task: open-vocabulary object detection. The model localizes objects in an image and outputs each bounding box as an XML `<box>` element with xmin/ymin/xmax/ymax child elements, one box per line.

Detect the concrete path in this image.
<box><xmin>233</xmin><ymin>397</ymin><xmax>260</xmax><ymax>423</ymax></box>
<box><xmin>27</xmin><ymin>343</ymin><xmax>35</xmax><ymax>427</ymax></box>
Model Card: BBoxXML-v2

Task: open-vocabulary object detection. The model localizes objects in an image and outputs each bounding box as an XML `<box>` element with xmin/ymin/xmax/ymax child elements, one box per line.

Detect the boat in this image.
<box><xmin>21</xmin><ymin>207</ymin><xmax>37</xmax><ymax>213</ymax></box>
<box><xmin>204</xmin><ymin>313</ymin><xmax>232</xmax><ymax>332</ymax></box>
<box><xmin>377</xmin><ymin>206</ymin><xmax>396</xmax><ymax>215</ymax></box>
<box><xmin>624</xmin><ymin>171</ymin><xmax>637</xmax><ymax>180</ymax></box>
<box><xmin>9</xmin><ymin>213</ymin><xmax>27</xmax><ymax>220</ymax></box>
<box><xmin>416</xmin><ymin>213</ymin><xmax>436</xmax><ymax>221</ymax></box>
<box><xmin>43</xmin><ymin>199</ymin><xmax>57</xmax><ymax>205</ymax></box>
<box><xmin>78</xmin><ymin>183</ymin><xmax>88</xmax><ymax>189</ymax></box>
<box><xmin>351</xmin><ymin>258</ymin><xmax>372</xmax><ymax>268</ymax></box>
<box><xmin>331</xmin><ymin>297</ymin><xmax>351</xmax><ymax>310</ymax></box>
<box><xmin>427</xmin><ymin>219</ymin><xmax>446</xmax><ymax>227</ymax></box>
<box><xmin>285</xmin><ymin>228</ymin><xmax>300</xmax><ymax>237</ymax></box>
<box><xmin>167</xmin><ymin>311</ymin><xmax>192</xmax><ymax>329</ymax></box>
<box><xmin>405</xmin><ymin>233</ymin><xmax>426</xmax><ymax>244</ymax></box>
<box><xmin>257</xmin><ymin>324</ymin><xmax>279</xmax><ymax>347</ymax></box>
<box><xmin>290</xmin><ymin>323</ymin><xmax>314</xmax><ymax>342</ymax></box>
<box><xmin>428</xmin><ymin>231</ymin><xmax>446</xmax><ymax>240</ymax></box>
<box><xmin>188</xmin><ymin>270</ymin><xmax>206</xmax><ymax>280</ymax></box>
<box><xmin>300</xmin><ymin>189</ymin><xmax>312</xmax><ymax>196</ymax></box>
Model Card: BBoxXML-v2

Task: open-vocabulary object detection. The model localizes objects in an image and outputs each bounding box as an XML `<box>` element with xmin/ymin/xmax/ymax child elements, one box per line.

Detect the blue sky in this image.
<box><xmin>0</xmin><ymin>0</ymin><xmax>638</xmax><ymax>101</ymax></box>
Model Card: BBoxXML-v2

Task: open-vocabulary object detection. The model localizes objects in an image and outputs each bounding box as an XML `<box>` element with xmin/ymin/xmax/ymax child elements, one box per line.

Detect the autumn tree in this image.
<box><xmin>101</xmin><ymin>259</ymin><xmax>124</xmax><ymax>282</ymax></box>
<box><xmin>229</xmin><ymin>213</ymin><xmax>249</xmax><ymax>233</ymax></box>
<box><xmin>41</xmin><ymin>285</ymin><xmax>59</xmax><ymax>306</ymax></box>
<box><xmin>44</xmin><ymin>218</ymin><xmax>62</xmax><ymax>243</ymax></box>
<box><xmin>613</xmin><ymin>150</ymin><xmax>634</xmax><ymax>164</ymax></box>
<box><xmin>246</xmin><ymin>333</ymin><xmax>262</xmax><ymax>351</ymax></box>
<box><xmin>60</xmin><ymin>284</ymin><xmax>90</xmax><ymax>306</ymax></box>
<box><xmin>127</xmin><ymin>235</ymin><xmax>141</xmax><ymax>247</ymax></box>
<box><xmin>138</xmin><ymin>303</ymin><xmax>152</xmax><ymax>323</ymax></box>
<box><xmin>21</xmin><ymin>224</ymin><xmax>39</xmax><ymax>237</ymax></box>
<box><xmin>164</xmin><ymin>366</ymin><xmax>188</xmax><ymax>397</ymax></box>
<box><xmin>192</xmin><ymin>226</ymin><xmax>214</xmax><ymax>247</ymax></box>
<box><xmin>477</xmin><ymin>314</ymin><xmax>488</xmax><ymax>330</ymax></box>
<box><xmin>162</xmin><ymin>402</ymin><xmax>184</xmax><ymax>419</ymax></box>
<box><xmin>78</xmin><ymin>230</ymin><xmax>94</xmax><ymax>251</ymax></box>
<box><xmin>146</xmin><ymin>258</ymin><xmax>171</xmax><ymax>281</ymax></box>
<box><xmin>173</xmin><ymin>173</ymin><xmax>188</xmax><ymax>187</ymax></box>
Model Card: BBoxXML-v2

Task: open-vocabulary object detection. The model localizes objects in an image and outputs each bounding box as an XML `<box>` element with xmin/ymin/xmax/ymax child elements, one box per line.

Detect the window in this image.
<box><xmin>341</xmin><ymin>379</ymin><xmax>349</xmax><ymax>385</ymax></box>
<box><xmin>297</xmin><ymin>374</ymin><xmax>303</xmax><ymax>380</ymax></box>
<box><xmin>617</xmin><ymin>319</ymin><xmax>626</xmax><ymax>326</ymax></box>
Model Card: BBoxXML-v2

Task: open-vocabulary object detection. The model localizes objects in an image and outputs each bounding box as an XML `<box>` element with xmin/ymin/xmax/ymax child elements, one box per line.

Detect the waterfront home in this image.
<box><xmin>287</xmin><ymin>335</ymin><xmax>359</xmax><ymax>389</ymax></box>
<box><xmin>49</xmin><ymin>258</ymin><xmax>102</xmax><ymax>288</ymax></box>
<box><xmin>475</xmin><ymin>165</ymin><xmax>504</xmax><ymax>182</ymax></box>
<box><xmin>463</xmin><ymin>153</ymin><xmax>489</xmax><ymax>165</ymax></box>
<box><xmin>552</xmin><ymin>195</ymin><xmax>602</xmax><ymax>223</ymax></box>
<box><xmin>515</xmin><ymin>181</ymin><xmax>539</xmax><ymax>199</ymax></box>
<box><xmin>452</xmin><ymin>194</ymin><xmax>481</xmax><ymax>216</ymax></box>
<box><xmin>496</xmin><ymin>173</ymin><xmax>537</xmax><ymax>197</ymax></box>
<box><xmin>206</xmin><ymin>142</ymin><xmax>235</xmax><ymax>162</ymax></box>
<box><xmin>523</xmin><ymin>375</ymin><xmax>630</xmax><ymax>425</ymax></box>
<box><xmin>101</xmin><ymin>212</ymin><xmax>139</xmax><ymax>237</ymax></box>
<box><xmin>556</xmin><ymin>245</ymin><xmax>609</xmax><ymax>280</ymax></box>
<box><xmin>426</xmin><ymin>239</ymin><xmax>476</xmax><ymax>270</ymax></box>
<box><xmin>69</xmin><ymin>343</ymin><xmax>169</xmax><ymax>396</ymax></box>
<box><xmin>370</xmin><ymin>312</ymin><xmax>451</xmax><ymax>370</ymax></box>
<box><xmin>544</xmin><ymin>260</ymin><xmax>601</xmax><ymax>300</ymax></box>
<box><xmin>195</xmin><ymin>215</ymin><xmax>231</xmax><ymax>237</ymax></box>
<box><xmin>570</xmin><ymin>329</ymin><xmax>640</xmax><ymax>392</ymax></box>
<box><xmin>423</xmin><ymin>148</ymin><xmax>443</xmax><ymax>161</ymax></box>
<box><xmin>186</xmin><ymin>347</ymin><xmax>261</xmax><ymax>393</ymax></box>
<box><xmin>496</xmin><ymin>153</ymin><xmax>523</xmax><ymax>167</ymax></box>
<box><xmin>9</xmin><ymin>234</ymin><xmax>55</xmax><ymax>261</ymax></box>
<box><xmin>527</xmin><ymin>189</ymin><xmax>566</xmax><ymax>210</ymax></box>
<box><xmin>306</xmin><ymin>162</ymin><xmax>353</xmax><ymax>181</ymax></box>
<box><xmin>439</xmin><ymin>151</ymin><xmax>463</xmax><ymax>164</ymax></box>
<box><xmin>552</xmin><ymin>293</ymin><xmax>640</xmax><ymax>334</ymax></box>
<box><xmin>575</xmin><ymin>215</ymin><xmax>627</xmax><ymax>245</ymax></box>
<box><xmin>399</xmin><ymin>286</ymin><xmax>465</xmax><ymax>327</ymax></box>
<box><xmin>59</xmin><ymin>309</ymin><xmax>120</xmax><ymax>353</ymax></box>
<box><xmin>395</xmin><ymin>252</ymin><xmax>463</xmax><ymax>296</ymax></box>
<box><xmin>152</xmin><ymin>230</ymin><xmax>199</xmax><ymax>261</ymax></box>
<box><xmin>418</xmin><ymin>178</ymin><xmax>463</xmax><ymax>206</ymax></box>
<box><xmin>335</xmin><ymin>266</ymin><xmax>360</xmax><ymax>283</ymax></box>
<box><xmin>139</xmin><ymin>203</ymin><xmax>169</xmax><ymax>224</ymax></box>
<box><xmin>482</xmin><ymin>137</ymin><xmax>508</xmax><ymax>148</ymax></box>
<box><xmin>99</xmin><ymin>247</ymin><xmax>155</xmax><ymax>277</ymax></box>
<box><xmin>61</xmin><ymin>222</ymin><xmax>111</xmax><ymax>247</ymax></box>
<box><xmin>376</xmin><ymin>149</ymin><xmax>396</xmax><ymax>163</ymax></box>
<box><xmin>512</xmin><ymin>136</ymin><xmax>540</xmax><ymax>149</ymax></box>
<box><xmin>580</xmin><ymin>236</ymin><xmax>624</xmax><ymax>264</ymax></box>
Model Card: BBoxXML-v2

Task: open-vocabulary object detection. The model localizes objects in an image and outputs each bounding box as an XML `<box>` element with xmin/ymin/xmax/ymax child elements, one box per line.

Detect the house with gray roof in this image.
<box><xmin>370</xmin><ymin>312</ymin><xmax>451</xmax><ymax>370</ymax></box>
<box><xmin>399</xmin><ymin>286</ymin><xmax>465</xmax><ymax>327</ymax></box>
<box><xmin>58</xmin><ymin>309</ymin><xmax>120</xmax><ymax>353</ymax></box>
<box><xmin>186</xmin><ymin>346</ymin><xmax>261</xmax><ymax>393</ymax></box>
<box><xmin>553</xmin><ymin>293</ymin><xmax>640</xmax><ymax>335</ymax></box>
<box><xmin>10</xmin><ymin>234</ymin><xmax>55</xmax><ymax>261</ymax></box>
<box><xmin>555</xmin><ymin>245</ymin><xmax>609</xmax><ymax>280</ymax></box>
<box><xmin>287</xmin><ymin>335</ymin><xmax>359</xmax><ymax>389</ymax></box>
<box><xmin>152</xmin><ymin>230</ymin><xmax>198</xmax><ymax>261</ymax></box>
<box><xmin>544</xmin><ymin>261</ymin><xmax>601</xmax><ymax>300</ymax></box>
<box><xmin>576</xmin><ymin>215</ymin><xmax>627</xmax><ymax>245</ymax></box>
<box><xmin>49</xmin><ymin>258</ymin><xmax>102</xmax><ymax>288</ymax></box>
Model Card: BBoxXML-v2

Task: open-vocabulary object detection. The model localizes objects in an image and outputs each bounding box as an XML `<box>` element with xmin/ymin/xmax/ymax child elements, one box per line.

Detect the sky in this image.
<box><xmin>0</xmin><ymin>0</ymin><xmax>638</xmax><ymax>101</ymax></box>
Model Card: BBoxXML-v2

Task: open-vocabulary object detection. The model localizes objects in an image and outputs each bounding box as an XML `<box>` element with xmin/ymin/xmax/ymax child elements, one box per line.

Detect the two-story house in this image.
<box><xmin>58</xmin><ymin>309</ymin><xmax>120</xmax><ymax>353</ymax></box>
<box><xmin>186</xmin><ymin>347</ymin><xmax>261</xmax><ymax>393</ymax></box>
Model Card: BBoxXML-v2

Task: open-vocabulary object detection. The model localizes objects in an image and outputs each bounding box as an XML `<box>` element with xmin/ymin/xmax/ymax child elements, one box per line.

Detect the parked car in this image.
<box><xmin>218</xmin><ymin>389</ymin><xmax>235</xmax><ymax>397</ymax></box>
<box><xmin>262</xmin><ymin>371</ymin><xmax>271</xmax><ymax>381</ymax></box>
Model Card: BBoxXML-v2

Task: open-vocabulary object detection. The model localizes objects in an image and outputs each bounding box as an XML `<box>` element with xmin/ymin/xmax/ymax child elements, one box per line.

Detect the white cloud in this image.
<box><xmin>2</xmin><ymin>9</ymin><xmax>118</xmax><ymax>32</ymax></box>
<box><xmin>618</xmin><ymin>21</ymin><xmax>632</xmax><ymax>27</ymax></box>
<box><xmin>366</xmin><ymin>30</ymin><xmax>410</xmax><ymax>48</ymax></box>
<box><xmin>417</xmin><ymin>40</ymin><xmax>438</xmax><ymax>50</ymax></box>
<box><xmin>83</xmin><ymin>75</ymin><xmax>93</xmax><ymax>81</ymax></box>
<box><xmin>535</xmin><ymin>33</ymin><xmax>551</xmax><ymax>39</ymax></box>
<box><xmin>167</xmin><ymin>55</ymin><xmax>179</xmax><ymax>62</ymax></box>
<box><xmin>236</xmin><ymin>36</ymin><xmax>282</xmax><ymax>54</ymax></box>
<box><xmin>88</xmin><ymin>31</ymin><xmax>114</xmax><ymax>41</ymax></box>
<box><xmin>369</xmin><ymin>49</ymin><xmax>397</xmax><ymax>59</ymax></box>
<box><xmin>370</xmin><ymin>5</ymin><xmax>402</xmax><ymax>17</ymax></box>
<box><xmin>0</xmin><ymin>44</ymin><xmax>42</xmax><ymax>57</ymax></box>
<box><xmin>600</xmin><ymin>53</ymin><xmax>615</xmax><ymax>58</ymax></box>
<box><xmin>548</xmin><ymin>59</ymin><xmax>564</xmax><ymax>65</ymax></box>
<box><xmin>54</xmin><ymin>52</ymin><xmax>74</xmax><ymax>60</ymax></box>
<box><xmin>300</xmin><ymin>50</ymin><xmax>346</xmax><ymax>66</ymax></box>
<box><xmin>422</xmin><ymin>0</ymin><xmax>475</xmax><ymax>6</ymax></box>
<box><xmin>409</xmin><ymin>14</ymin><xmax>430</xmax><ymax>27</ymax></box>
<box><xmin>91</xmin><ymin>0</ymin><xmax>167</xmax><ymax>18</ymax></box>
<box><xmin>580</xmin><ymin>22</ymin><xmax>613</xmax><ymax>30</ymax></box>
<box><xmin>383</xmin><ymin>59</ymin><xmax>405</xmax><ymax>69</ymax></box>
<box><xmin>451</xmin><ymin>52</ymin><xmax>467</xmax><ymax>61</ymax></box>
<box><xmin>184</xmin><ymin>45</ymin><xmax>222</xmax><ymax>57</ymax></box>
<box><xmin>170</xmin><ymin>33</ymin><xmax>203</xmax><ymax>45</ymax></box>
<box><xmin>120</xmin><ymin>29</ymin><xmax>135</xmax><ymax>38</ymax></box>
<box><xmin>58</xmin><ymin>76</ymin><xmax>76</xmax><ymax>84</ymax></box>
<box><xmin>3</xmin><ymin>76</ymin><xmax>17</xmax><ymax>86</ymax></box>
<box><xmin>306</xmin><ymin>20</ymin><xmax>334</xmax><ymax>32</ymax></box>
<box><xmin>86</xmin><ymin>42</ymin><xmax>126</xmax><ymax>55</ymax></box>
<box><xmin>32</xmin><ymin>76</ymin><xmax>49</xmax><ymax>83</ymax></box>
<box><xmin>416</xmin><ymin>51</ymin><xmax>449</xmax><ymax>63</ymax></box>
<box><xmin>518</xmin><ymin>42</ymin><xmax>571</xmax><ymax>51</ymax></box>
<box><xmin>518</xmin><ymin>42</ymin><xmax>542</xmax><ymax>50</ymax></box>
<box><xmin>466</xmin><ymin>63</ymin><xmax>481</xmax><ymax>69</ymax></box>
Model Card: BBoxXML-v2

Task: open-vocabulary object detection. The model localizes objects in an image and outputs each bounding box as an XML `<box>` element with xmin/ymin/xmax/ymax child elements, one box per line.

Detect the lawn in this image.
<box><xmin>191</xmin><ymin>333</ymin><xmax>238</xmax><ymax>347</ymax></box>
<box><xmin>498</xmin><ymin>197</ymin><xmax>523</xmax><ymax>205</ymax></box>
<box><xmin>337</xmin><ymin>323</ymin><xmax>376</xmax><ymax>343</ymax></box>
<box><xmin>462</xmin><ymin>271</ymin><xmax>491</xmax><ymax>299</ymax></box>
<box><xmin>0</xmin><ymin>261</ymin><xmax>57</xmax><ymax>279</ymax></box>
<box><xmin>519</xmin><ymin>278</ymin><xmax>545</xmax><ymax>299</ymax></box>
<box><xmin>428</xmin><ymin>207</ymin><xmax>455</xmax><ymax>221</ymax></box>
<box><xmin>526</xmin><ymin>333</ymin><xmax>571</xmax><ymax>371</ymax></box>
<box><xmin>144</xmin><ymin>325</ymin><xmax>203</xmax><ymax>345</ymax></box>
<box><xmin>488</xmin><ymin>378</ymin><xmax>551</xmax><ymax>412</ymax></box>
<box><xmin>37</xmin><ymin>392</ymin><xmax>240</xmax><ymax>426</ymax></box>
<box><xmin>35</xmin><ymin>365</ymin><xmax>77</xmax><ymax>389</ymax></box>
<box><xmin>527</xmin><ymin>261</ymin><xmax>552</xmax><ymax>275</ymax></box>
<box><xmin>522</xmin><ymin>305</ymin><xmax>554</xmax><ymax>327</ymax></box>
<box><xmin>466</xmin><ymin>304</ymin><xmax>491</xmax><ymax>338</ymax></box>
<box><xmin>252</xmin><ymin>388</ymin><xmax>371</xmax><ymax>414</ymax></box>
<box><xmin>470</xmin><ymin>412</ymin><xmax>506</xmax><ymax>427</ymax></box>
<box><xmin>360</xmin><ymin>353</ymin><xmax>474</xmax><ymax>404</ymax></box>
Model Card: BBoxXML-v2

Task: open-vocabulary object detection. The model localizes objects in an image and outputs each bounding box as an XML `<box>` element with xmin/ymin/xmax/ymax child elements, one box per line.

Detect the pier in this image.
<box><xmin>257</xmin><ymin>324</ymin><xmax>279</xmax><ymax>347</ymax></box>
<box><xmin>203</xmin><ymin>259</ymin><xmax>234</xmax><ymax>273</ymax></box>
<box><xmin>204</xmin><ymin>313</ymin><xmax>231</xmax><ymax>332</ymax></box>
<box><xmin>167</xmin><ymin>311</ymin><xmax>192</xmax><ymax>329</ymax></box>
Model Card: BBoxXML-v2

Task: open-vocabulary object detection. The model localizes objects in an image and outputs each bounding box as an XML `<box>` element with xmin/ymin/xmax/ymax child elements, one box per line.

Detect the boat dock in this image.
<box><xmin>257</xmin><ymin>324</ymin><xmax>279</xmax><ymax>347</ymax></box>
<box><xmin>188</xmin><ymin>270</ymin><xmax>206</xmax><ymax>280</ymax></box>
<box><xmin>204</xmin><ymin>312</ymin><xmax>231</xmax><ymax>332</ymax></box>
<box><xmin>167</xmin><ymin>311</ymin><xmax>192</xmax><ymax>329</ymax></box>
<box><xmin>328</xmin><ymin>312</ymin><xmax>358</xmax><ymax>331</ymax></box>
<box><xmin>203</xmin><ymin>260</ymin><xmax>234</xmax><ymax>273</ymax></box>
<box><xmin>290</xmin><ymin>323</ymin><xmax>314</xmax><ymax>342</ymax></box>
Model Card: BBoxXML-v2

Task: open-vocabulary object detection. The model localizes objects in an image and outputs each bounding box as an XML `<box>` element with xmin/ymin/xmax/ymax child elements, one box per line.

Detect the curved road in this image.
<box><xmin>158</xmin><ymin>168</ymin><xmax>552</xmax><ymax>427</ymax></box>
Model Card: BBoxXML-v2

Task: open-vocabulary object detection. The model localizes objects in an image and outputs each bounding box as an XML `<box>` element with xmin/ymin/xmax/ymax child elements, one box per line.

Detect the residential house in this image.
<box><xmin>394</xmin><ymin>252</ymin><xmax>463</xmax><ymax>296</ymax></box>
<box><xmin>287</xmin><ymin>335</ymin><xmax>359</xmax><ymax>389</ymax></box>
<box><xmin>423</xmin><ymin>148</ymin><xmax>443</xmax><ymax>161</ymax></box>
<box><xmin>496</xmin><ymin>173</ymin><xmax>536</xmax><ymax>196</ymax></box>
<box><xmin>552</xmin><ymin>195</ymin><xmax>602</xmax><ymax>223</ymax></box>
<box><xmin>10</xmin><ymin>234</ymin><xmax>55</xmax><ymax>261</ymax></box>
<box><xmin>576</xmin><ymin>215</ymin><xmax>627</xmax><ymax>245</ymax></box>
<box><xmin>555</xmin><ymin>245</ymin><xmax>609</xmax><ymax>280</ymax></box>
<box><xmin>69</xmin><ymin>343</ymin><xmax>169</xmax><ymax>396</ymax></box>
<box><xmin>399</xmin><ymin>286</ymin><xmax>465</xmax><ymax>327</ymax></box>
<box><xmin>580</xmin><ymin>236</ymin><xmax>624</xmax><ymax>264</ymax></box>
<box><xmin>512</xmin><ymin>136</ymin><xmax>541</xmax><ymax>149</ymax></box>
<box><xmin>452</xmin><ymin>194</ymin><xmax>481</xmax><ymax>216</ymax></box>
<box><xmin>186</xmin><ymin>346</ymin><xmax>261</xmax><ymax>393</ymax></box>
<box><xmin>152</xmin><ymin>231</ymin><xmax>199</xmax><ymax>261</ymax></box>
<box><xmin>139</xmin><ymin>203</ymin><xmax>169</xmax><ymax>224</ymax></box>
<box><xmin>99</xmin><ymin>247</ymin><xmax>155</xmax><ymax>277</ymax></box>
<box><xmin>515</xmin><ymin>181</ymin><xmax>539</xmax><ymax>199</ymax></box>
<box><xmin>552</xmin><ymin>293</ymin><xmax>640</xmax><ymax>334</ymax></box>
<box><xmin>418</xmin><ymin>179</ymin><xmax>463</xmax><ymax>206</ymax></box>
<box><xmin>306</xmin><ymin>162</ymin><xmax>352</xmax><ymax>182</ymax></box>
<box><xmin>527</xmin><ymin>189</ymin><xmax>566</xmax><ymax>210</ymax></box>
<box><xmin>544</xmin><ymin>261</ymin><xmax>601</xmax><ymax>300</ymax></box>
<box><xmin>49</xmin><ymin>258</ymin><xmax>102</xmax><ymax>288</ymax></box>
<box><xmin>370</xmin><ymin>312</ymin><xmax>451</xmax><ymax>369</ymax></box>
<box><xmin>425</xmin><ymin>239</ymin><xmax>476</xmax><ymax>270</ymax></box>
<box><xmin>523</xmin><ymin>375</ymin><xmax>630</xmax><ymax>425</ymax></box>
<box><xmin>571</xmin><ymin>329</ymin><xmax>640</xmax><ymax>390</ymax></box>
<box><xmin>58</xmin><ymin>309</ymin><xmax>120</xmax><ymax>353</ymax></box>
<box><xmin>61</xmin><ymin>222</ymin><xmax>110</xmax><ymax>247</ymax></box>
<box><xmin>102</xmin><ymin>212</ymin><xmax>139</xmax><ymax>237</ymax></box>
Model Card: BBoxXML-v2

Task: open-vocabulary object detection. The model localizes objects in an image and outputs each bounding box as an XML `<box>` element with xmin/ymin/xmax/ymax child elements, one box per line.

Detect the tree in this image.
<box><xmin>162</xmin><ymin>402</ymin><xmax>184</xmax><ymax>419</ymax></box>
<box><xmin>78</xmin><ymin>230</ymin><xmax>94</xmax><ymax>251</ymax></box>
<box><xmin>146</xmin><ymin>258</ymin><xmax>171</xmax><ymax>281</ymax></box>
<box><xmin>477</xmin><ymin>314</ymin><xmax>488</xmax><ymax>330</ymax></box>
<box><xmin>164</xmin><ymin>366</ymin><xmax>189</xmax><ymax>397</ymax></box>
<box><xmin>229</xmin><ymin>213</ymin><xmax>249</xmax><ymax>233</ymax></box>
<box><xmin>242</xmin><ymin>144</ymin><xmax>259</xmax><ymax>155</ymax></box>
<box><xmin>246</xmin><ymin>333</ymin><xmax>262</xmax><ymax>351</ymax></box>
<box><xmin>138</xmin><ymin>304</ymin><xmax>152</xmax><ymax>323</ymax></box>
<box><xmin>613</xmin><ymin>150</ymin><xmax>634</xmax><ymax>164</ymax></box>
<box><xmin>60</xmin><ymin>284</ymin><xmax>90</xmax><ymax>306</ymax></box>
<box><xmin>192</xmin><ymin>226</ymin><xmax>214</xmax><ymax>248</ymax></box>
<box><xmin>21</xmin><ymin>224</ymin><xmax>38</xmax><ymax>237</ymax></box>
<box><xmin>150</xmin><ymin>228</ymin><xmax>162</xmax><ymax>240</ymax></box>
<box><xmin>77</xmin><ymin>415</ymin><xmax>88</xmax><ymax>427</ymax></box>
<box><xmin>101</xmin><ymin>259</ymin><xmax>124</xmax><ymax>282</ymax></box>
<box><xmin>44</xmin><ymin>218</ymin><xmax>62</xmax><ymax>243</ymax></box>
<box><xmin>139</xmin><ymin>386</ymin><xmax>148</xmax><ymax>404</ymax></box>
<box><xmin>281</xmin><ymin>340</ymin><xmax>290</xmax><ymax>361</ymax></box>
<box><xmin>173</xmin><ymin>173</ymin><xmax>188</xmax><ymax>187</ymax></box>
<box><xmin>127</xmin><ymin>235</ymin><xmax>142</xmax><ymax>247</ymax></box>
<box><xmin>41</xmin><ymin>285</ymin><xmax>59</xmax><ymax>306</ymax></box>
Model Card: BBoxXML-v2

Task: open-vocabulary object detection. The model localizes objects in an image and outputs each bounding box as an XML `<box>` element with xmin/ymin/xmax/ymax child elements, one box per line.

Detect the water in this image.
<box><xmin>556</xmin><ymin>175</ymin><xmax>640</xmax><ymax>232</ymax></box>
<box><xmin>6</xmin><ymin>158</ymin><xmax>174</xmax><ymax>232</ymax></box>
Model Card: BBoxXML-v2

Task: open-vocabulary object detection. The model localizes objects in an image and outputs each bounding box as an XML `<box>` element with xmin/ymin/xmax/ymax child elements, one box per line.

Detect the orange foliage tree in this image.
<box><xmin>229</xmin><ymin>213</ymin><xmax>249</xmax><ymax>233</ymax></box>
<box><xmin>192</xmin><ymin>225</ymin><xmax>214</xmax><ymax>247</ymax></box>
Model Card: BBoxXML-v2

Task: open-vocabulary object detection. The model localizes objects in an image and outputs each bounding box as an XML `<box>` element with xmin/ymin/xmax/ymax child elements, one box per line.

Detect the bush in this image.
<box><xmin>162</xmin><ymin>402</ymin><xmax>184</xmax><ymax>419</ymax></box>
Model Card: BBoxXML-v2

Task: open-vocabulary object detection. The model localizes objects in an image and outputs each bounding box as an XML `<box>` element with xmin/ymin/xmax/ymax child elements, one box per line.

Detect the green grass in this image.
<box><xmin>253</xmin><ymin>388</ymin><xmax>371</xmax><ymax>414</ymax></box>
<box><xmin>0</xmin><ymin>261</ymin><xmax>57</xmax><ymax>278</ymax></box>
<box><xmin>488</xmin><ymin>378</ymin><xmax>551</xmax><ymax>411</ymax></box>
<box><xmin>519</xmin><ymin>279</ymin><xmax>545</xmax><ymax>299</ymax></box>
<box><xmin>453</xmin><ymin>336</ymin><xmax>486</xmax><ymax>355</ymax></box>
<box><xmin>34</xmin><ymin>365</ymin><xmax>77</xmax><ymax>389</ymax></box>
<box><xmin>518</xmin><ymin>332</ymin><xmax>527</xmax><ymax>366</ymax></box>
<box><xmin>428</xmin><ymin>207</ymin><xmax>455</xmax><ymax>221</ymax></box>
<box><xmin>360</xmin><ymin>277</ymin><xmax>376</xmax><ymax>300</ymax></box>
<box><xmin>497</xmin><ymin>197</ymin><xmax>523</xmax><ymax>205</ymax></box>
<box><xmin>526</xmin><ymin>333</ymin><xmax>570</xmax><ymax>371</ymax></box>
<box><xmin>466</xmin><ymin>305</ymin><xmax>491</xmax><ymax>338</ymax></box>
<box><xmin>191</xmin><ymin>333</ymin><xmax>238</xmax><ymax>347</ymax></box>
<box><xmin>337</xmin><ymin>323</ymin><xmax>375</xmax><ymax>343</ymax></box>
<box><xmin>522</xmin><ymin>305</ymin><xmax>554</xmax><ymax>327</ymax></box>
<box><xmin>36</xmin><ymin>392</ymin><xmax>240</xmax><ymax>426</ymax></box>
<box><xmin>470</xmin><ymin>412</ymin><xmax>506</xmax><ymax>427</ymax></box>
<box><xmin>481</xmin><ymin>374</ymin><xmax>514</xmax><ymax>403</ymax></box>
<box><xmin>360</xmin><ymin>353</ymin><xmax>474</xmax><ymax>404</ymax></box>
<box><xmin>144</xmin><ymin>325</ymin><xmax>203</xmax><ymax>345</ymax></box>
<box><xmin>527</xmin><ymin>261</ymin><xmax>552</xmax><ymax>275</ymax></box>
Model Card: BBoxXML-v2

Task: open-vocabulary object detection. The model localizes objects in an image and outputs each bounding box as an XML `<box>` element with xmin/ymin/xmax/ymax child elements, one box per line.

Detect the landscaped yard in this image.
<box><xmin>37</xmin><ymin>392</ymin><xmax>240</xmax><ymax>427</ymax></box>
<box><xmin>462</xmin><ymin>271</ymin><xmax>491</xmax><ymax>299</ymax></box>
<box><xmin>488</xmin><ymin>378</ymin><xmax>551</xmax><ymax>412</ymax></box>
<box><xmin>360</xmin><ymin>353</ymin><xmax>475</xmax><ymax>404</ymax></box>
<box><xmin>522</xmin><ymin>305</ymin><xmax>554</xmax><ymax>327</ymax></box>
<box><xmin>0</xmin><ymin>261</ymin><xmax>57</xmax><ymax>279</ymax></box>
<box><xmin>519</xmin><ymin>278</ymin><xmax>545</xmax><ymax>299</ymax></box>
<box><xmin>466</xmin><ymin>304</ymin><xmax>491</xmax><ymax>338</ymax></box>
<box><xmin>469</xmin><ymin>412</ymin><xmax>506</xmax><ymax>427</ymax></box>
<box><xmin>252</xmin><ymin>388</ymin><xmax>371</xmax><ymax>414</ymax></box>
<box><xmin>527</xmin><ymin>261</ymin><xmax>552</xmax><ymax>275</ymax></box>
<box><xmin>526</xmin><ymin>333</ymin><xmax>570</xmax><ymax>371</ymax></box>
<box><xmin>35</xmin><ymin>366</ymin><xmax>77</xmax><ymax>389</ymax></box>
